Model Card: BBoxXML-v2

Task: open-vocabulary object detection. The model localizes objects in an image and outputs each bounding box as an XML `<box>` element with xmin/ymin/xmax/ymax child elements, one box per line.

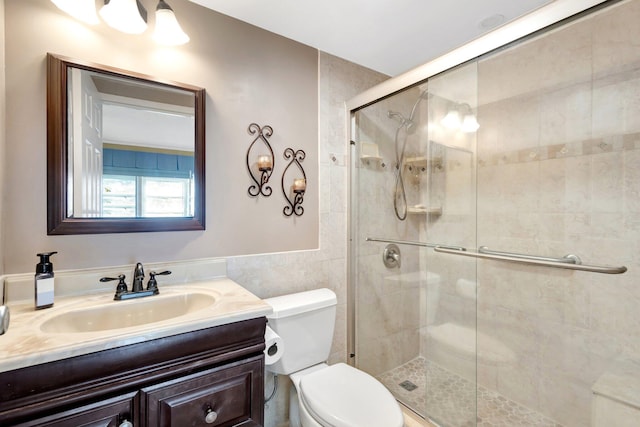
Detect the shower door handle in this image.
<box><xmin>434</xmin><ymin>246</ymin><xmax>627</xmax><ymax>274</ymax></box>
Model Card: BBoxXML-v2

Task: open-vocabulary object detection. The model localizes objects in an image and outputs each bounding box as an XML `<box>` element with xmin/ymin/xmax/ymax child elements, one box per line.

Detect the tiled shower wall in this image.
<box><xmin>473</xmin><ymin>1</ymin><xmax>640</xmax><ymax>426</ymax></box>
<box><xmin>227</xmin><ymin>52</ymin><xmax>387</xmax><ymax>427</ymax></box>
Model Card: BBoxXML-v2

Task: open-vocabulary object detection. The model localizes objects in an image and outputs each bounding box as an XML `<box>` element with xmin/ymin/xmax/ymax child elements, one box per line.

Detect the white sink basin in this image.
<box><xmin>1</xmin><ymin>276</ymin><xmax>273</xmax><ymax>374</ymax></box>
<box><xmin>40</xmin><ymin>292</ymin><xmax>217</xmax><ymax>333</ymax></box>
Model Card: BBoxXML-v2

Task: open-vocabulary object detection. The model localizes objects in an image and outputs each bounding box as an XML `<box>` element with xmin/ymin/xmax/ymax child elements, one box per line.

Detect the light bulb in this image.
<box><xmin>461</xmin><ymin>114</ymin><xmax>480</xmax><ymax>133</ymax></box>
<box><xmin>153</xmin><ymin>1</ymin><xmax>190</xmax><ymax>46</ymax></box>
<box><xmin>100</xmin><ymin>0</ymin><xmax>148</xmax><ymax>34</ymax></box>
<box><xmin>51</xmin><ymin>0</ymin><xmax>99</xmax><ymax>25</ymax></box>
<box><xmin>441</xmin><ymin>109</ymin><xmax>461</xmax><ymax>129</ymax></box>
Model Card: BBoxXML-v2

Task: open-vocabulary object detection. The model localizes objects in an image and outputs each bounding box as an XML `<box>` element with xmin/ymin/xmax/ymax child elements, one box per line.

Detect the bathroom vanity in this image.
<box><xmin>0</xmin><ymin>318</ymin><xmax>265</xmax><ymax>426</ymax></box>
<box><xmin>0</xmin><ymin>270</ymin><xmax>271</xmax><ymax>427</ymax></box>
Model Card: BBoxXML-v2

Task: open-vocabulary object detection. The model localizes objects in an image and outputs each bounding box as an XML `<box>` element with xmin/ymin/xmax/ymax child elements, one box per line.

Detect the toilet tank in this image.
<box><xmin>264</xmin><ymin>288</ymin><xmax>337</xmax><ymax>375</ymax></box>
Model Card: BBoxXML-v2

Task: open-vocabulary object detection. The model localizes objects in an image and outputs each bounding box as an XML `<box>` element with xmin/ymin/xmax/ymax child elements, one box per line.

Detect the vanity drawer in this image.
<box><xmin>14</xmin><ymin>392</ymin><xmax>136</xmax><ymax>427</ymax></box>
<box><xmin>141</xmin><ymin>355</ymin><xmax>263</xmax><ymax>426</ymax></box>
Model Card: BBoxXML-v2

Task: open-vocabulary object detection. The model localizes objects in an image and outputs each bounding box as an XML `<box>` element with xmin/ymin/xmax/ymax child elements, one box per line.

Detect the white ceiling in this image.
<box><xmin>190</xmin><ymin>0</ymin><xmax>553</xmax><ymax>76</ymax></box>
<box><xmin>102</xmin><ymin>103</ymin><xmax>195</xmax><ymax>151</ymax></box>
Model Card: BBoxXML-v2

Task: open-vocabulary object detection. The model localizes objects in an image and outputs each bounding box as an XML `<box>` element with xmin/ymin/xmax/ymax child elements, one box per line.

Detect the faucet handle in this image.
<box><xmin>100</xmin><ymin>274</ymin><xmax>128</xmax><ymax>298</ymax></box>
<box><xmin>147</xmin><ymin>270</ymin><xmax>171</xmax><ymax>294</ymax></box>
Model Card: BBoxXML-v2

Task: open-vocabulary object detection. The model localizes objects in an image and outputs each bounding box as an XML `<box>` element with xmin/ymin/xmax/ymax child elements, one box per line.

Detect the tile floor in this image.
<box><xmin>379</xmin><ymin>357</ymin><xmax>563</xmax><ymax>427</ymax></box>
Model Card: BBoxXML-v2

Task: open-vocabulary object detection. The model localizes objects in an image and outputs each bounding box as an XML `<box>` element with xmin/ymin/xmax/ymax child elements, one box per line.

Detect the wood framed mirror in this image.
<box><xmin>47</xmin><ymin>53</ymin><xmax>205</xmax><ymax>234</ymax></box>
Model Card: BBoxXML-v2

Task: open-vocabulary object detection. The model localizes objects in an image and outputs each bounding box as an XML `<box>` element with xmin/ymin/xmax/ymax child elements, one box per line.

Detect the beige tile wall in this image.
<box><xmin>474</xmin><ymin>1</ymin><xmax>640</xmax><ymax>425</ymax></box>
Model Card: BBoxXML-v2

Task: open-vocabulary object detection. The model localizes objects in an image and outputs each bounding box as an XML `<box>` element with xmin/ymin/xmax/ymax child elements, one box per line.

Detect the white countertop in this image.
<box><xmin>0</xmin><ymin>277</ymin><xmax>272</xmax><ymax>373</ymax></box>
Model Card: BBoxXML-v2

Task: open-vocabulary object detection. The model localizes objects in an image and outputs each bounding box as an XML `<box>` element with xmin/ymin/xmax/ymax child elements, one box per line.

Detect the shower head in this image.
<box><xmin>387</xmin><ymin>110</ymin><xmax>415</xmax><ymax>131</ymax></box>
<box><xmin>388</xmin><ymin>90</ymin><xmax>429</xmax><ymax>132</ymax></box>
<box><xmin>418</xmin><ymin>89</ymin><xmax>430</xmax><ymax>100</ymax></box>
<box><xmin>387</xmin><ymin>110</ymin><xmax>406</xmax><ymax>122</ymax></box>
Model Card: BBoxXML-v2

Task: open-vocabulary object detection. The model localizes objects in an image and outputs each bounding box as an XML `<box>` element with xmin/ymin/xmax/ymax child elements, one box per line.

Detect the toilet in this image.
<box><xmin>264</xmin><ymin>288</ymin><xmax>404</xmax><ymax>427</ymax></box>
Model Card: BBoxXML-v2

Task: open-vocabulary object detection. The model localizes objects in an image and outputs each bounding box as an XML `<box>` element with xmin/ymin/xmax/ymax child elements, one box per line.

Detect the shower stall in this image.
<box><xmin>348</xmin><ymin>1</ymin><xmax>638</xmax><ymax>426</ymax></box>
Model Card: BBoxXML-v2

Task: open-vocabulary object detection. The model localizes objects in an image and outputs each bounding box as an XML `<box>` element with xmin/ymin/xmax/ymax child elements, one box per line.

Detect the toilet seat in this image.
<box><xmin>299</xmin><ymin>363</ymin><xmax>403</xmax><ymax>427</ymax></box>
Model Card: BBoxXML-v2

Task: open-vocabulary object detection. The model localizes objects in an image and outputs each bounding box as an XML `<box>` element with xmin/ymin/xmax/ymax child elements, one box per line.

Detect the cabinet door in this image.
<box><xmin>15</xmin><ymin>392</ymin><xmax>136</xmax><ymax>427</ymax></box>
<box><xmin>141</xmin><ymin>356</ymin><xmax>263</xmax><ymax>427</ymax></box>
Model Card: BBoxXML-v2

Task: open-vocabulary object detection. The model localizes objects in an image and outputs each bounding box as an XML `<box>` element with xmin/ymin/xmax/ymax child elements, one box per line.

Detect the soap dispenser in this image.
<box><xmin>35</xmin><ymin>251</ymin><xmax>57</xmax><ymax>309</ymax></box>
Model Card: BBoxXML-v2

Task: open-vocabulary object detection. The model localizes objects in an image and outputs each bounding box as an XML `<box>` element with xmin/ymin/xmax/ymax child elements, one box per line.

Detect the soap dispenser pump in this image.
<box><xmin>35</xmin><ymin>251</ymin><xmax>57</xmax><ymax>309</ymax></box>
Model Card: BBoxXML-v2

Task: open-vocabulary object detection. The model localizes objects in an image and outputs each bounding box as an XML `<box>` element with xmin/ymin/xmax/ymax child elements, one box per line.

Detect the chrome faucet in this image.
<box><xmin>131</xmin><ymin>262</ymin><xmax>145</xmax><ymax>293</ymax></box>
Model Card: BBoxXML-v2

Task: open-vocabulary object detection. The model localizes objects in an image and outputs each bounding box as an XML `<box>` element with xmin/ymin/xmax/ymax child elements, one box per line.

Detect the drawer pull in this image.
<box><xmin>205</xmin><ymin>407</ymin><xmax>218</xmax><ymax>424</ymax></box>
<box><xmin>119</xmin><ymin>420</ymin><xmax>133</xmax><ymax>427</ymax></box>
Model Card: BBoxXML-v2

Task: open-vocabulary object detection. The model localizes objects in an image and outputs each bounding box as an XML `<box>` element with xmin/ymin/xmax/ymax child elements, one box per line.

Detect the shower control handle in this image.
<box><xmin>383</xmin><ymin>244</ymin><xmax>401</xmax><ymax>268</ymax></box>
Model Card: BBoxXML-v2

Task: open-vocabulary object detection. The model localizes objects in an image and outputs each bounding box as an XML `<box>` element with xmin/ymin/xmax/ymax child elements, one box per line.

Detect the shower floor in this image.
<box><xmin>377</xmin><ymin>357</ymin><xmax>563</xmax><ymax>427</ymax></box>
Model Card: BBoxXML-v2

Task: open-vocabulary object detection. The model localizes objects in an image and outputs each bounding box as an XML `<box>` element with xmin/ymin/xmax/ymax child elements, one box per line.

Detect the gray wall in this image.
<box><xmin>228</xmin><ymin>53</ymin><xmax>388</xmax><ymax>425</ymax></box>
<box><xmin>0</xmin><ymin>0</ymin><xmax>5</xmax><ymax>277</ymax></box>
<box><xmin>3</xmin><ymin>0</ymin><xmax>318</xmax><ymax>272</ymax></box>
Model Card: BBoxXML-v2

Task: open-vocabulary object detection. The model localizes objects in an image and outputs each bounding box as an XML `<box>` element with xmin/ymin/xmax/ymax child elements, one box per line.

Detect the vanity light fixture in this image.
<box><xmin>441</xmin><ymin>103</ymin><xmax>479</xmax><ymax>133</ymax></box>
<box><xmin>153</xmin><ymin>0</ymin><xmax>190</xmax><ymax>46</ymax></box>
<box><xmin>99</xmin><ymin>0</ymin><xmax>148</xmax><ymax>35</ymax></box>
<box><xmin>51</xmin><ymin>0</ymin><xmax>100</xmax><ymax>25</ymax></box>
<box><xmin>53</xmin><ymin>0</ymin><xmax>190</xmax><ymax>45</ymax></box>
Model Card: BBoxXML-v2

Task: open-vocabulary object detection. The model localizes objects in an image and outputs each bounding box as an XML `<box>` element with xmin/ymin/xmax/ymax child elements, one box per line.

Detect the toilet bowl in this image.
<box><xmin>264</xmin><ymin>289</ymin><xmax>403</xmax><ymax>427</ymax></box>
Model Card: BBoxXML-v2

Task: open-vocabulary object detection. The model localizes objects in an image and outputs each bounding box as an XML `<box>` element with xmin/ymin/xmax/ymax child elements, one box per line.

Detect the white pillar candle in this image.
<box><xmin>293</xmin><ymin>178</ymin><xmax>306</xmax><ymax>192</ymax></box>
<box><xmin>257</xmin><ymin>155</ymin><xmax>273</xmax><ymax>170</ymax></box>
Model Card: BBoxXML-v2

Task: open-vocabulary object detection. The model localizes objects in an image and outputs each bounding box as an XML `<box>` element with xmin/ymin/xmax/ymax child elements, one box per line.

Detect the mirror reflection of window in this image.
<box><xmin>101</xmin><ymin>145</ymin><xmax>195</xmax><ymax>218</ymax></box>
<box><xmin>102</xmin><ymin>175</ymin><xmax>136</xmax><ymax>217</ymax></box>
<box><xmin>142</xmin><ymin>176</ymin><xmax>193</xmax><ymax>217</ymax></box>
<box><xmin>103</xmin><ymin>175</ymin><xmax>193</xmax><ymax>218</ymax></box>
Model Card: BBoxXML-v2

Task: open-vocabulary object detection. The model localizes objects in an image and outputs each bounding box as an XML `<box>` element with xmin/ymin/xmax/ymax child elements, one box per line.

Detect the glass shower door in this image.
<box><xmin>351</xmin><ymin>62</ymin><xmax>478</xmax><ymax>426</ymax></box>
<box><xmin>351</xmin><ymin>3</ymin><xmax>638</xmax><ymax>427</ymax></box>
<box><xmin>420</xmin><ymin>62</ymin><xmax>478</xmax><ymax>427</ymax></box>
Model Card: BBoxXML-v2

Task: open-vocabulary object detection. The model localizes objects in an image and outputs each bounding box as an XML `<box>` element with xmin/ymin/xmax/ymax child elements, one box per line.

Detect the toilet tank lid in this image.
<box><xmin>264</xmin><ymin>288</ymin><xmax>336</xmax><ymax>319</ymax></box>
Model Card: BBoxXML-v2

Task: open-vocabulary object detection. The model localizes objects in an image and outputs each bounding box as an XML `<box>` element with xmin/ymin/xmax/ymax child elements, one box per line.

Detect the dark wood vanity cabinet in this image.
<box><xmin>142</xmin><ymin>357</ymin><xmax>262</xmax><ymax>426</ymax></box>
<box><xmin>16</xmin><ymin>392</ymin><xmax>137</xmax><ymax>427</ymax></box>
<box><xmin>0</xmin><ymin>317</ymin><xmax>266</xmax><ymax>427</ymax></box>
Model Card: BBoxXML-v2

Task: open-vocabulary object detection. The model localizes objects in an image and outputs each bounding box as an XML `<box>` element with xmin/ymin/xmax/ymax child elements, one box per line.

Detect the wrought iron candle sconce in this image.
<box><xmin>246</xmin><ymin>123</ymin><xmax>275</xmax><ymax>197</ymax></box>
<box><xmin>282</xmin><ymin>148</ymin><xmax>307</xmax><ymax>217</ymax></box>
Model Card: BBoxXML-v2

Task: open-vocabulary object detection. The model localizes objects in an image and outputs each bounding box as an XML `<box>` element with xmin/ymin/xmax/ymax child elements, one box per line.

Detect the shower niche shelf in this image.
<box><xmin>407</xmin><ymin>206</ymin><xmax>442</xmax><ymax>216</ymax></box>
<box><xmin>359</xmin><ymin>142</ymin><xmax>386</xmax><ymax>167</ymax></box>
<box><xmin>402</xmin><ymin>156</ymin><xmax>443</xmax><ymax>172</ymax></box>
<box><xmin>360</xmin><ymin>154</ymin><xmax>384</xmax><ymax>165</ymax></box>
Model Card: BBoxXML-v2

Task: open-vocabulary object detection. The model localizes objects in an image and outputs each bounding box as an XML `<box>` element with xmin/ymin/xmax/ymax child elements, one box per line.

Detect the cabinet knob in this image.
<box><xmin>119</xmin><ymin>420</ymin><xmax>133</xmax><ymax>427</ymax></box>
<box><xmin>205</xmin><ymin>407</ymin><xmax>218</xmax><ymax>424</ymax></box>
